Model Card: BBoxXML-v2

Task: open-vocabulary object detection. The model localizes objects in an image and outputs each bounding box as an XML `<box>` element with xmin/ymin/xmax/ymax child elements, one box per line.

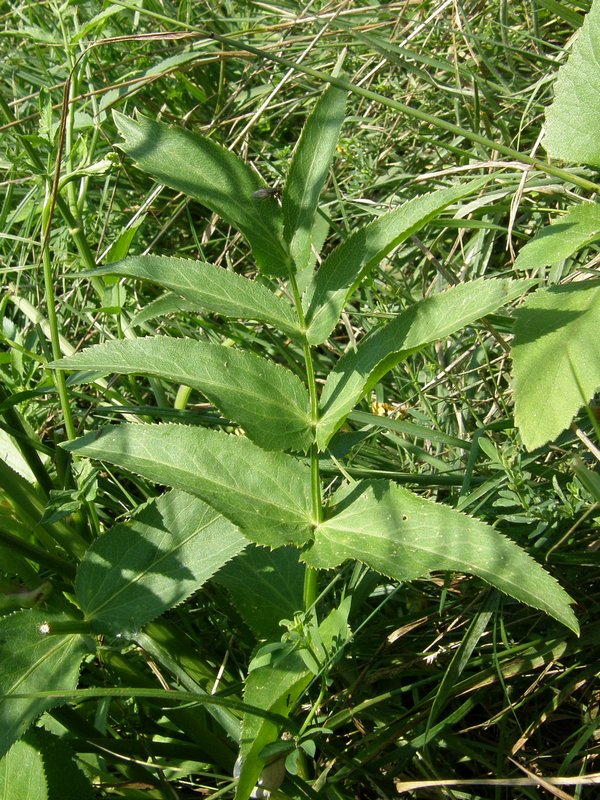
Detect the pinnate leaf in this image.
<box><xmin>90</xmin><ymin>255</ymin><xmax>301</xmax><ymax>338</ymax></box>
<box><xmin>75</xmin><ymin>490</ymin><xmax>247</xmax><ymax>635</ymax></box>
<box><xmin>512</xmin><ymin>280</ymin><xmax>600</xmax><ymax>450</ymax></box>
<box><xmin>0</xmin><ymin>611</ymin><xmax>88</xmax><ymax>759</ymax></box>
<box><xmin>303</xmin><ymin>179</ymin><xmax>487</xmax><ymax>344</ymax></box>
<box><xmin>302</xmin><ymin>480</ymin><xmax>578</xmax><ymax>634</ymax></box>
<box><xmin>113</xmin><ymin>113</ymin><xmax>292</xmax><ymax>276</ymax></box>
<box><xmin>317</xmin><ymin>278</ymin><xmax>532</xmax><ymax>448</ymax></box>
<box><xmin>544</xmin><ymin>0</ymin><xmax>600</xmax><ymax>167</ymax></box>
<box><xmin>52</xmin><ymin>337</ymin><xmax>313</xmax><ymax>452</ymax></box>
<box><xmin>63</xmin><ymin>424</ymin><xmax>314</xmax><ymax>548</ymax></box>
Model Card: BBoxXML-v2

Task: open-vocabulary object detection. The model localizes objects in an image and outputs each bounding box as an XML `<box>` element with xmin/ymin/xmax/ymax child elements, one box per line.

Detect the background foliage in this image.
<box><xmin>1</xmin><ymin>1</ymin><xmax>599</xmax><ymax>798</ymax></box>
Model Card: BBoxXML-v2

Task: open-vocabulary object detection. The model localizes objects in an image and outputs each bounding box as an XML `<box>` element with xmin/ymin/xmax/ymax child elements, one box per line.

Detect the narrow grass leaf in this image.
<box><xmin>113</xmin><ymin>113</ymin><xmax>292</xmax><ymax>276</ymax></box>
<box><xmin>98</xmin><ymin>48</ymin><xmax>208</xmax><ymax>108</ymax></box>
<box><xmin>237</xmin><ymin>648</ymin><xmax>312</xmax><ymax>800</ymax></box>
<box><xmin>514</xmin><ymin>204</ymin><xmax>600</xmax><ymax>271</ymax></box>
<box><xmin>0</xmin><ymin>611</ymin><xmax>88</xmax><ymax>759</ymax></box>
<box><xmin>52</xmin><ymin>337</ymin><xmax>313</xmax><ymax>452</ymax></box>
<box><xmin>512</xmin><ymin>280</ymin><xmax>600</xmax><ymax>450</ymax></box>
<box><xmin>317</xmin><ymin>278</ymin><xmax>532</xmax><ymax>448</ymax></box>
<box><xmin>75</xmin><ymin>490</ymin><xmax>247</xmax><ymax>635</ymax></box>
<box><xmin>63</xmin><ymin>424</ymin><xmax>314</xmax><ymax>548</ymax></box>
<box><xmin>283</xmin><ymin>84</ymin><xmax>347</xmax><ymax>270</ymax></box>
<box><xmin>216</xmin><ymin>546</ymin><xmax>305</xmax><ymax>638</ymax></box>
<box><xmin>89</xmin><ymin>255</ymin><xmax>302</xmax><ymax>339</ymax></box>
<box><xmin>302</xmin><ymin>480</ymin><xmax>579</xmax><ymax>634</ymax></box>
<box><xmin>303</xmin><ymin>179</ymin><xmax>487</xmax><ymax>344</ymax></box>
<box><xmin>544</xmin><ymin>0</ymin><xmax>600</xmax><ymax>167</ymax></box>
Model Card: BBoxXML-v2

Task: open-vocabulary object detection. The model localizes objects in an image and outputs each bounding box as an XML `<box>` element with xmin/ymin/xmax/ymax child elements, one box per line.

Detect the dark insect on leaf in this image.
<box><xmin>252</xmin><ymin>187</ymin><xmax>281</xmax><ymax>200</ymax></box>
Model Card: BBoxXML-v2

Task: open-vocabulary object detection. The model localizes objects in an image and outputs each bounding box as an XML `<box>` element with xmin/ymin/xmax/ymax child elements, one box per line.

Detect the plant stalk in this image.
<box><xmin>287</xmin><ymin>272</ymin><xmax>321</xmax><ymax>612</ymax></box>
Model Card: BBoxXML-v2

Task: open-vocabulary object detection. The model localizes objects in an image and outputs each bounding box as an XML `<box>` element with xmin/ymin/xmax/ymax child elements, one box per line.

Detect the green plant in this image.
<box><xmin>3</xmin><ymin>1</ymin><xmax>600</xmax><ymax>794</ymax></box>
<box><xmin>0</xmin><ymin>77</ymin><xmax>582</xmax><ymax>799</ymax></box>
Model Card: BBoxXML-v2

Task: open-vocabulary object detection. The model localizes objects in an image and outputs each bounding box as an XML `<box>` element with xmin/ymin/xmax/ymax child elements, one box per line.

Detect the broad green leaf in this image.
<box><xmin>9</xmin><ymin>729</ymin><xmax>94</xmax><ymax>800</ymax></box>
<box><xmin>216</xmin><ymin>546</ymin><xmax>305</xmax><ymax>638</ymax></box>
<box><xmin>75</xmin><ymin>490</ymin><xmax>247</xmax><ymax>635</ymax></box>
<box><xmin>302</xmin><ymin>480</ymin><xmax>579</xmax><ymax>634</ymax></box>
<box><xmin>90</xmin><ymin>255</ymin><xmax>301</xmax><ymax>339</ymax></box>
<box><xmin>303</xmin><ymin>179</ymin><xmax>487</xmax><ymax>344</ymax></box>
<box><xmin>317</xmin><ymin>278</ymin><xmax>532</xmax><ymax>449</ymax></box>
<box><xmin>544</xmin><ymin>0</ymin><xmax>600</xmax><ymax>167</ymax></box>
<box><xmin>113</xmin><ymin>112</ymin><xmax>292</xmax><ymax>276</ymax></box>
<box><xmin>511</xmin><ymin>280</ymin><xmax>600</xmax><ymax>450</ymax></box>
<box><xmin>52</xmin><ymin>337</ymin><xmax>313</xmax><ymax>452</ymax></box>
<box><xmin>283</xmin><ymin>84</ymin><xmax>347</xmax><ymax>271</ymax></box>
<box><xmin>514</xmin><ymin>204</ymin><xmax>600</xmax><ymax>271</ymax></box>
<box><xmin>236</xmin><ymin>647</ymin><xmax>312</xmax><ymax>800</ymax></box>
<box><xmin>63</xmin><ymin>424</ymin><xmax>314</xmax><ymax>548</ymax></box>
<box><xmin>0</xmin><ymin>611</ymin><xmax>88</xmax><ymax>759</ymax></box>
<box><xmin>0</xmin><ymin>737</ymin><xmax>47</xmax><ymax>800</ymax></box>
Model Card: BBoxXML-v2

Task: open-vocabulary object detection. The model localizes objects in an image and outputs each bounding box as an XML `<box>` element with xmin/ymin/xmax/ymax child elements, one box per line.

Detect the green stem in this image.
<box><xmin>59</xmin><ymin>15</ymin><xmax>79</xmax><ymax>222</ymax></box>
<box><xmin>41</xmin><ymin>200</ymin><xmax>77</xmax><ymax>443</ymax></box>
<box><xmin>39</xmin><ymin>619</ymin><xmax>92</xmax><ymax>636</ymax></box>
<box><xmin>7</xmin><ymin>48</ymin><xmax>97</xmax><ymax>542</ymax></box>
<box><xmin>174</xmin><ymin>384</ymin><xmax>193</xmax><ymax>411</ymax></box>
<box><xmin>39</xmin><ymin>219</ymin><xmax>99</xmax><ymax>543</ymax></box>
<box><xmin>0</xmin><ymin>87</ymin><xmax>101</xmax><ymax>287</ymax></box>
<box><xmin>287</xmin><ymin>273</ymin><xmax>321</xmax><ymax>612</ymax></box>
<box><xmin>298</xmin><ymin>678</ymin><xmax>327</xmax><ymax>738</ymax></box>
